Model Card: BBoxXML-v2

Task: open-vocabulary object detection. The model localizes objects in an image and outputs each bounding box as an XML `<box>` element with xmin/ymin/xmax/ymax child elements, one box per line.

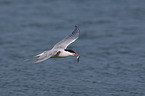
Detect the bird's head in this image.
<box><xmin>64</xmin><ymin>49</ymin><xmax>80</xmax><ymax>62</ymax></box>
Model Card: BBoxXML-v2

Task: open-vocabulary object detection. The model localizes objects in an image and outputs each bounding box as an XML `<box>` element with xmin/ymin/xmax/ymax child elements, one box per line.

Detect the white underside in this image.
<box><xmin>51</xmin><ymin>50</ymin><xmax>72</xmax><ymax>58</ymax></box>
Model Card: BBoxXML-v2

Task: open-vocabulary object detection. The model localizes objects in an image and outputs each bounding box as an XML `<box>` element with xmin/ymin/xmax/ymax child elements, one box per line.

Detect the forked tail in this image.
<box><xmin>24</xmin><ymin>55</ymin><xmax>40</xmax><ymax>62</ymax></box>
<box><xmin>24</xmin><ymin>51</ymin><xmax>46</xmax><ymax>62</ymax></box>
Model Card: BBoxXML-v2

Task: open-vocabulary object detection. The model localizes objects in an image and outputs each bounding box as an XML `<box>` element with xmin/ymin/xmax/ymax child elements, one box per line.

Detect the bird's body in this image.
<box><xmin>51</xmin><ymin>49</ymin><xmax>72</xmax><ymax>58</ymax></box>
<box><xmin>29</xmin><ymin>26</ymin><xmax>80</xmax><ymax>63</ymax></box>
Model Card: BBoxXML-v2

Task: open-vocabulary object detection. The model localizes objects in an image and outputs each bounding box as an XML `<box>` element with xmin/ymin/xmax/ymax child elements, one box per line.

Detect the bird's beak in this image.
<box><xmin>72</xmin><ymin>53</ymin><xmax>80</xmax><ymax>62</ymax></box>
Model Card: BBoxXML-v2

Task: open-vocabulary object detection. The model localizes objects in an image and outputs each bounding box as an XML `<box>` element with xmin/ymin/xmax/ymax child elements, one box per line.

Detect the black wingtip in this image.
<box><xmin>72</xmin><ymin>25</ymin><xmax>79</xmax><ymax>34</ymax></box>
<box><xmin>74</xmin><ymin>25</ymin><xmax>79</xmax><ymax>31</ymax></box>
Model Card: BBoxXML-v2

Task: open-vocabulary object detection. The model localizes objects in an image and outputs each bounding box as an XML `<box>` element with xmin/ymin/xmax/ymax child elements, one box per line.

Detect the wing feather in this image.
<box><xmin>52</xmin><ymin>26</ymin><xmax>80</xmax><ymax>49</ymax></box>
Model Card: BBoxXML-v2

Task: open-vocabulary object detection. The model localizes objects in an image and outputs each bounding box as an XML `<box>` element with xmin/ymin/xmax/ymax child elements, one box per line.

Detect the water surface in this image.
<box><xmin>0</xmin><ymin>0</ymin><xmax>145</xmax><ymax>96</ymax></box>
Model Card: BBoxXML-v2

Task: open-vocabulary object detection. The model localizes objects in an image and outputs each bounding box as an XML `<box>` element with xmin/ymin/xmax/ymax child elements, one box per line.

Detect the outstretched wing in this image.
<box><xmin>52</xmin><ymin>26</ymin><xmax>80</xmax><ymax>49</ymax></box>
<box><xmin>33</xmin><ymin>50</ymin><xmax>58</xmax><ymax>63</ymax></box>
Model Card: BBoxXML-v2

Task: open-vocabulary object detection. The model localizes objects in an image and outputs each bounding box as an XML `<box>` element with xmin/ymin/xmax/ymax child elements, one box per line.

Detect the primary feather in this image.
<box><xmin>52</xmin><ymin>26</ymin><xmax>80</xmax><ymax>49</ymax></box>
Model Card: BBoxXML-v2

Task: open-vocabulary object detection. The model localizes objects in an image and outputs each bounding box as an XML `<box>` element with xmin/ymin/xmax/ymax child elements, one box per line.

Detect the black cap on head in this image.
<box><xmin>65</xmin><ymin>49</ymin><xmax>76</xmax><ymax>53</ymax></box>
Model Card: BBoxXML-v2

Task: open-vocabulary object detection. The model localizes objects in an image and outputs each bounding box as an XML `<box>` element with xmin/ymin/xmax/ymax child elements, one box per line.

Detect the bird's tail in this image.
<box><xmin>24</xmin><ymin>55</ymin><xmax>40</xmax><ymax>62</ymax></box>
<box><xmin>24</xmin><ymin>51</ymin><xmax>47</xmax><ymax>63</ymax></box>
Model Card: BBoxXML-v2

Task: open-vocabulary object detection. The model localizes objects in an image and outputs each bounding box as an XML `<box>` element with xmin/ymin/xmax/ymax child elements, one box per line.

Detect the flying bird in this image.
<box><xmin>29</xmin><ymin>26</ymin><xmax>80</xmax><ymax>63</ymax></box>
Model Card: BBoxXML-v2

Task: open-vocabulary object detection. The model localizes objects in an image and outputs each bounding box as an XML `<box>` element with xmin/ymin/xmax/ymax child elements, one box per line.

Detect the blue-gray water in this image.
<box><xmin>0</xmin><ymin>0</ymin><xmax>145</xmax><ymax>96</ymax></box>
